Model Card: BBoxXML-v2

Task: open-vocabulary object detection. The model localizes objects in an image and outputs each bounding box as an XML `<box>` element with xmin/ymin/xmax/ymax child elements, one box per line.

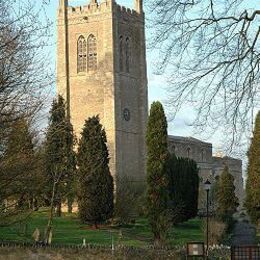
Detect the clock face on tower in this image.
<box><xmin>123</xmin><ymin>108</ymin><xmax>130</xmax><ymax>121</ymax></box>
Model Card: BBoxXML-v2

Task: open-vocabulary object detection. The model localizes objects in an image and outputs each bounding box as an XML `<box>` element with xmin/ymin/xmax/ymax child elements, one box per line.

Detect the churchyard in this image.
<box><xmin>1</xmin><ymin>0</ymin><xmax>260</xmax><ymax>259</ymax></box>
<box><xmin>0</xmin><ymin>209</ymin><xmax>203</xmax><ymax>247</ymax></box>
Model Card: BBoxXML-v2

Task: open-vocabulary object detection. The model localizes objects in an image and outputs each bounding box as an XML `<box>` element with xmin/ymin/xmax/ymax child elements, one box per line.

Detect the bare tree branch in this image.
<box><xmin>148</xmin><ymin>0</ymin><xmax>260</xmax><ymax>150</ymax></box>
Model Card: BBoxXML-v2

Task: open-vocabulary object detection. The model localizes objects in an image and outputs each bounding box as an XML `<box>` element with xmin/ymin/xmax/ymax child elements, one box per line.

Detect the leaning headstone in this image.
<box><xmin>48</xmin><ymin>229</ymin><xmax>53</xmax><ymax>245</ymax></box>
<box><xmin>32</xmin><ymin>228</ymin><xmax>40</xmax><ymax>243</ymax></box>
<box><xmin>44</xmin><ymin>227</ymin><xmax>53</xmax><ymax>245</ymax></box>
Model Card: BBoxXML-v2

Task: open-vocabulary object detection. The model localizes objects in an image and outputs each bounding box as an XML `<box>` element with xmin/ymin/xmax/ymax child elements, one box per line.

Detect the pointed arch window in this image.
<box><xmin>77</xmin><ymin>36</ymin><xmax>87</xmax><ymax>73</ymax></box>
<box><xmin>87</xmin><ymin>34</ymin><xmax>97</xmax><ymax>71</ymax></box>
<box><xmin>171</xmin><ymin>144</ymin><xmax>176</xmax><ymax>154</ymax></box>
<box><xmin>125</xmin><ymin>37</ymin><xmax>130</xmax><ymax>73</ymax></box>
<box><xmin>119</xmin><ymin>35</ymin><xmax>123</xmax><ymax>71</ymax></box>
<box><xmin>201</xmin><ymin>149</ymin><xmax>206</xmax><ymax>162</ymax></box>
<box><xmin>187</xmin><ymin>147</ymin><xmax>191</xmax><ymax>158</ymax></box>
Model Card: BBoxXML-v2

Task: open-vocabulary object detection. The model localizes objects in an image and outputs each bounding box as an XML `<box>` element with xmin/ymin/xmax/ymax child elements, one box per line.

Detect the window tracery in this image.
<box><xmin>77</xmin><ymin>36</ymin><xmax>86</xmax><ymax>73</ymax></box>
<box><xmin>87</xmin><ymin>34</ymin><xmax>97</xmax><ymax>71</ymax></box>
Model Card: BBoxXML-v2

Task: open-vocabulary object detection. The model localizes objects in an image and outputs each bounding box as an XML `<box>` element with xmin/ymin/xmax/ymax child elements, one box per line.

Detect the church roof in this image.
<box><xmin>168</xmin><ymin>135</ymin><xmax>212</xmax><ymax>146</ymax></box>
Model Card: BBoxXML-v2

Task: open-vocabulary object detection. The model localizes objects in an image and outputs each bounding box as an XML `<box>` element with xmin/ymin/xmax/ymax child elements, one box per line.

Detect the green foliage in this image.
<box><xmin>146</xmin><ymin>101</ymin><xmax>170</xmax><ymax>244</ymax></box>
<box><xmin>114</xmin><ymin>176</ymin><xmax>145</xmax><ymax>224</ymax></box>
<box><xmin>168</xmin><ymin>155</ymin><xmax>199</xmax><ymax>224</ymax></box>
<box><xmin>246</xmin><ymin>112</ymin><xmax>260</xmax><ymax>224</ymax></box>
<box><xmin>77</xmin><ymin>116</ymin><xmax>114</xmax><ymax>226</ymax></box>
<box><xmin>0</xmin><ymin>118</ymin><xmax>43</xmax><ymax>210</ymax></box>
<box><xmin>44</xmin><ymin>95</ymin><xmax>76</xmax><ymax>212</ymax></box>
<box><xmin>217</xmin><ymin>166</ymin><xmax>238</xmax><ymax>222</ymax></box>
<box><xmin>202</xmin><ymin>218</ymin><xmax>226</xmax><ymax>245</ymax></box>
<box><xmin>2</xmin><ymin>119</ymin><xmax>34</xmax><ymax>201</ymax></box>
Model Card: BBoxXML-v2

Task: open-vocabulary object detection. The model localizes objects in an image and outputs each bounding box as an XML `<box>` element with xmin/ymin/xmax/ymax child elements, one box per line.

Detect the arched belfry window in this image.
<box><xmin>125</xmin><ymin>37</ymin><xmax>130</xmax><ymax>73</ymax></box>
<box><xmin>77</xmin><ymin>36</ymin><xmax>86</xmax><ymax>73</ymax></box>
<box><xmin>119</xmin><ymin>36</ymin><xmax>123</xmax><ymax>71</ymax></box>
<box><xmin>87</xmin><ymin>34</ymin><xmax>97</xmax><ymax>71</ymax></box>
<box><xmin>201</xmin><ymin>149</ymin><xmax>206</xmax><ymax>162</ymax></box>
<box><xmin>187</xmin><ymin>147</ymin><xmax>191</xmax><ymax>158</ymax></box>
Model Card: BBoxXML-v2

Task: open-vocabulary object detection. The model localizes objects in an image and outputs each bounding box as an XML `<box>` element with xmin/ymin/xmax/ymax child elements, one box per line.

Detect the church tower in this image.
<box><xmin>57</xmin><ymin>0</ymin><xmax>148</xmax><ymax>182</ymax></box>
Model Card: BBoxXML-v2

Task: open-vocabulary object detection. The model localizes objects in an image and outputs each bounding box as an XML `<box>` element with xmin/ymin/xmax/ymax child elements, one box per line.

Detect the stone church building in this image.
<box><xmin>168</xmin><ymin>136</ymin><xmax>244</xmax><ymax>206</ymax></box>
<box><xmin>57</xmin><ymin>0</ymin><xmax>147</xmax><ymax>183</ymax></box>
<box><xmin>57</xmin><ymin>0</ymin><xmax>244</xmax><ymax>205</ymax></box>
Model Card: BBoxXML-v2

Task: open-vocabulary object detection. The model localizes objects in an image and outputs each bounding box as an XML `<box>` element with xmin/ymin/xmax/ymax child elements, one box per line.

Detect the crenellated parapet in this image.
<box><xmin>58</xmin><ymin>2</ymin><xmax>112</xmax><ymax>17</ymax></box>
<box><xmin>115</xmin><ymin>3</ymin><xmax>144</xmax><ymax>25</ymax></box>
<box><xmin>58</xmin><ymin>0</ymin><xmax>143</xmax><ymax>21</ymax></box>
<box><xmin>116</xmin><ymin>4</ymin><xmax>139</xmax><ymax>17</ymax></box>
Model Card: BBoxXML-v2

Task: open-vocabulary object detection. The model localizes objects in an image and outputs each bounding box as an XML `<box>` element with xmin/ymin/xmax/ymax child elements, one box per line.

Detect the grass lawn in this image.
<box><xmin>0</xmin><ymin>209</ymin><xmax>204</xmax><ymax>248</ymax></box>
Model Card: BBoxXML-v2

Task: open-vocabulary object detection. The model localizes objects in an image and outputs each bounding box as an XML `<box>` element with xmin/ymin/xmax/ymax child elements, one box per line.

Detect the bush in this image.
<box><xmin>202</xmin><ymin>218</ymin><xmax>226</xmax><ymax>245</ymax></box>
<box><xmin>168</xmin><ymin>155</ymin><xmax>199</xmax><ymax>224</ymax></box>
<box><xmin>114</xmin><ymin>176</ymin><xmax>145</xmax><ymax>224</ymax></box>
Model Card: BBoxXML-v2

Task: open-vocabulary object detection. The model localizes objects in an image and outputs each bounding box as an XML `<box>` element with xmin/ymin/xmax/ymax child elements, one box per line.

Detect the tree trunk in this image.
<box><xmin>45</xmin><ymin>180</ymin><xmax>57</xmax><ymax>244</ymax></box>
<box><xmin>68</xmin><ymin>197</ymin><xmax>73</xmax><ymax>213</ymax></box>
<box><xmin>34</xmin><ymin>198</ymin><xmax>39</xmax><ymax>211</ymax></box>
<box><xmin>94</xmin><ymin>222</ymin><xmax>99</xmax><ymax>229</ymax></box>
<box><xmin>56</xmin><ymin>200</ymin><xmax>62</xmax><ymax>217</ymax></box>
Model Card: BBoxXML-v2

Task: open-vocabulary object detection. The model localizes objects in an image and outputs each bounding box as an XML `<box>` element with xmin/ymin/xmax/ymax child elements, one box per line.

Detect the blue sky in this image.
<box><xmin>43</xmin><ymin>0</ymin><xmax>246</xmax><ymax>156</ymax></box>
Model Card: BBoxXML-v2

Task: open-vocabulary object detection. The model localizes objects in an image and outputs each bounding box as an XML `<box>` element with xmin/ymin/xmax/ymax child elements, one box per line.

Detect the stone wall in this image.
<box><xmin>57</xmin><ymin>0</ymin><xmax>148</xmax><ymax>184</ymax></box>
<box><xmin>113</xmin><ymin>1</ymin><xmax>148</xmax><ymax>181</ymax></box>
<box><xmin>168</xmin><ymin>135</ymin><xmax>213</xmax><ymax>180</ymax></box>
<box><xmin>168</xmin><ymin>135</ymin><xmax>244</xmax><ymax>208</ymax></box>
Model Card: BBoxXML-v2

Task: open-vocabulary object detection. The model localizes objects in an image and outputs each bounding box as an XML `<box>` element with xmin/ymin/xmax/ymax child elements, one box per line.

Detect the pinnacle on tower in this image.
<box><xmin>135</xmin><ymin>0</ymin><xmax>143</xmax><ymax>13</ymax></box>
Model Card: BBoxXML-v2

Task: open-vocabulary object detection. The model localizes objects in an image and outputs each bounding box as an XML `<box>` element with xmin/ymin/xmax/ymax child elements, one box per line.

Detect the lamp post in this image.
<box><xmin>204</xmin><ymin>179</ymin><xmax>211</xmax><ymax>258</ymax></box>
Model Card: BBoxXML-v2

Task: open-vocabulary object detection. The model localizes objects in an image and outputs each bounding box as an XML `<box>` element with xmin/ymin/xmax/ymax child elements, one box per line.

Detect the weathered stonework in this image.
<box><xmin>168</xmin><ymin>136</ymin><xmax>244</xmax><ymax>207</ymax></box>
<box><xmin>57</xmin><ymin>0</ymin><xmax>148</xmax><ymax>184</ymax></box>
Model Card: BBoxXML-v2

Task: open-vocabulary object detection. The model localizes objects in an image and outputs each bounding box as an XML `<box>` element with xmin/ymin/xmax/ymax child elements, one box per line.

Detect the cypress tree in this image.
<box><xmin>44</xmin><ymin>95</ymin><xmax>76</xmax><ymax>225</ymax></box>
<box><xmin>246</xmin><ymin>111</ymin><xmax>260</xmax><ymax>224</ymax></box>
<box><xmin>217</xmin><ymin>166</ymin><xmax>238</xmax><ymax>220</ymax></box>
<box><xmin>77</xmin><ymin>116</ymin><xmax>114</xmax><ymax>227</ymax></box>
<box><xmin>168</xmin><ymin>155</ymin><xmax>199</xmax><ymax>224</ymax></box>
<box><xmin>188</xmin><ymin>159</ymin><xmax>199</xmax><ymax>219</ymax></box>
<box><xmin>146</xmin><ymin>101</ymin><xmax>170</xmax><ymax>245</ymax></box>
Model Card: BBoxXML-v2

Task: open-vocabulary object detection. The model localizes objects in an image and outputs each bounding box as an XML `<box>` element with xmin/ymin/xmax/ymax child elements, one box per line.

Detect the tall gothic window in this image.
<box><xmin>87</xmin><ymin>34</ymin><xmax>97</xmax><ymax>71</ymax></box>
<box><xmin>201</xmin><ymin>149</ymin><xmax>205</xmax><ymax>162</ymax></box>
<box><xmin>77</xmin><ymin>36</ymin><xmax>86</xmax><ymax>73</ymax></box>
<box><xmin>187</xmin><ymin>147</ymin><xmax>191</xmax><ymax>158</ymax></box>
<box><xmin>125</xmin><ymin>37</ymin><xmax>130</xmax><ymax>73</ymax></box>
<box><xmin>119</xmin><ymin>36</ymin><xmax>123</xmax><ymax>71</ymax></box>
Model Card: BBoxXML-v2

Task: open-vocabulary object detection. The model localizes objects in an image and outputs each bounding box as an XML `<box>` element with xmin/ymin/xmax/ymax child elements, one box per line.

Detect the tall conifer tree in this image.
<box><xmin>146</xmin><ymin>101</ymin><xmax>170</xmax><ymax>245</ymax></box>
<box><xmin>77</xmin><ymin>116</ymin><xmax>114</xmax><ymax>227</ymax></box>
<box><xmin>246</xmin><ymin>112</ymin><xmax>260</xmax><ymax>224</ymax></box>
<box><xmin>217</xmin><ymin>166</ymin><xmax>238</xmax><ymax>220</ymax></box>
<box><xmin>3</xmin><ymin>118</ymin><xmax>36</xmax><ymax>208</ymax></box>
<box><xmin>44</xmin><ymin>95</ymin><xmax>76</xmax><ymax>240</ymax></box>
<box><xmin>168</xmin><ymin>155</ymin><xmax>199</xmax><ymax>224</ymax></box>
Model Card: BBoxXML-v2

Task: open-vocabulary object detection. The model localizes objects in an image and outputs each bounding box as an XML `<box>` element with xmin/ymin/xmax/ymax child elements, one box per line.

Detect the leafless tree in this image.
<box><xmin>0</xmin><ymin>0</ymin><xmax>53</xmax><ymax>127</ymax></box>
<box><xmin>0</xmin><ymin>0</ymin><xmax>53</xmax><ymax>222</ymax></box>
<box><xmin>148</xmin><ymin>0</ymin><xmax>260</xmax><ymax>149</ymax></box>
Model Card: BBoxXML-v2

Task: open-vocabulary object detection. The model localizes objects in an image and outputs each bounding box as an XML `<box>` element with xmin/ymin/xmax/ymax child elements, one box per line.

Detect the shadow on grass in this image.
<box><xmin>0</xmin><ymin>209</ymin><xmax>203</xmax><ymax>248</ymax></box>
